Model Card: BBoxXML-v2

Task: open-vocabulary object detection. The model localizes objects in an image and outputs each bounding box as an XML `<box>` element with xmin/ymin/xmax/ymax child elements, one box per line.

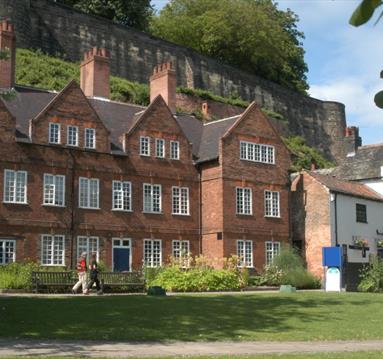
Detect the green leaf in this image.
<box><xmin>374</xmin><ymin>90</ymin><xmax>383</xmax><ymax>108</ymax></box>
<box><xmin>349</xmin><ymin>0</ymin><xmax>383</xmax><ymax>27</ymax></box>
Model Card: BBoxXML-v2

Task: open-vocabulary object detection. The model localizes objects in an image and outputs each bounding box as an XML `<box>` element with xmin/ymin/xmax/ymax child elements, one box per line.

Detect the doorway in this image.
<box><xmin>112</xmin><ymin>238</ymin><xmax>131</xmax><ymax>272</ymax></box>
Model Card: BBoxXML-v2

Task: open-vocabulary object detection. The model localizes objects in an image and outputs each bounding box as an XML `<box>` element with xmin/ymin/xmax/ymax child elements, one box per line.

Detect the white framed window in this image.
<box><xmin>240</xmin><ymin>141</ymin><xmax>275</xmax><ymax>164</ymax></box>
<box><xmin>236</xmin><ymin>187</ymin><xmax>252</xmax><ymax>215</ymax></box>
<box><xmin>143</xmin><ymin>239</ymin><xmax>162</xmax><ymax>267</ymax></box>
<box><xmin>172</xmin><ymin>186</ymin><xmax>189</xmax><ymax>215</ymax></box>
<box><xmin>41</xmin><ymin>235</ymin><xmax>65</xmax><ymax>266</ymax></box>
<box><xmin>43</xmin><ymin>174</ymin><xmax>65</xmax><ymax>206</ymax></box>
<box><xmin>155</xmin><ymin>138</ymin><xmax>165</xmax><ymax>158</ymax></box>
<box><xmin>112</xmin><ymin>180</ymin><xmax>132</xmax><ymax>211</ymax></box>
<box><xmin>237</xmin><ymin>240</ymin><xmax>253</xmax><ymax>268</ymax></box>
<box><xmin>140</xmin><ymin>136</ymin><xmax>150</xmax><ymax>156</ymax></box>
<box><xmin>172</xmin><ymin>240</ymin><xmax>190</xmax><ymax>267</ymax></box>
<box><xmin>77</xmin><ymin>236</ymin><xmax>99</xmax><ymax>261</ymax></box>
<box><xmin>49</xmin><ymin>123</ymin><xmax>61</xmax><ymax>144</ymax></box>
<box><xmin>143</xmin><ymin>183</ymin><xmax>161</xmax><ymax>213</ymax></box>
<box><xmin>170</xmin><ymin>140</ymin><xmax>180</xmax><ymax>160</ymax></box>
<box><xmin>265</xmin><ymin>241</ymin><xmax>281</xmax><ymax>266</ymax></box>
<box><xmin>67</xmin><ymin>125</ymin><xmax>79</xmax><ymax>146</ymax></box>
<box><xmin>3</xmin><ymin>170</ymin><xmax>27</xmax><ymax>204</ymax></box>
<box><xmin>264</xmin><ymin>190</ymin><xmax>280</xmax><ymax>217</ymax></box>
<box><xmin>0</xmin><ymin>239</ymin><xmax>16</xmax><ymax>264</ymax></box>
<box><xmin>85</xmin><ymin>128</ymin><xmax>96</xmax><ymax>149</ymax></box>
<box><xmin>79</xmin><ymin>177</ymin><xmax>99</xmax><ymax>209</ymax></box>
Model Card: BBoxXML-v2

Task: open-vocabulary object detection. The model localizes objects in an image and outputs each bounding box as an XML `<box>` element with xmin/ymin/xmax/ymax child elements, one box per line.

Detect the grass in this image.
<box><xmin>1</xmin><ymin>292</ymin><xmax>383</xmax><ymax>342</ymax></box>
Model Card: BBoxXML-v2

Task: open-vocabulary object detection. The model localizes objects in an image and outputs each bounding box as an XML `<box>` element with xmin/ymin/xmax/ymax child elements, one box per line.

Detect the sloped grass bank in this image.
<box><xmin>1</xmin><ymin>292</ymin><xmax>383</xmax><ymax>341</ymax></box>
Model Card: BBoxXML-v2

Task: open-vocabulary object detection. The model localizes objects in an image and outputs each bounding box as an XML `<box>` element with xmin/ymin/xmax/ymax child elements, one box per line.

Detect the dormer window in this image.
<box><xmin>49</xmin><ymin>123</ymin><xmax>60</xmax><ymax>144</ymax></box>
<box><xmin>85</xmin><ymin>128</ymin><xmax>96</xmax><ymax>149</ymax></box>
<box><xmin>140</xmin><ymin>136</ymin><xmax>150</xmax><ymax>156</ymax></box>
<box><xmin>240</xmin><ymin>141</ymin><xmax>275</xmax><ymax>164</ymax></box>
<box><xmin>67</xmin><ymin>125</ymin><xmax>78</xmax><ymax>147</ymax></box>
<box><xmin>155</xmin><ymin>138</ymin><xmax>165</xmax><ymax>158</ymax></box>
<box><xmin>170</xmin><ymin>140</ymin><xmax>180</xmax><ymax>160</ymax></box>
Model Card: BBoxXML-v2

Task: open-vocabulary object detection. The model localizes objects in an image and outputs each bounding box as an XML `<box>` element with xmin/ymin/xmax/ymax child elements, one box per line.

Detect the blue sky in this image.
<box><xmin>152</xmin><ymin>0</ymin><xmax>383</xmax><ymax>146</ymax></box>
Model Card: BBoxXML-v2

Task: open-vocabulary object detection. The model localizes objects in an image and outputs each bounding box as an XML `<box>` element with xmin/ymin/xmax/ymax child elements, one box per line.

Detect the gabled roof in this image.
<box><xmin>332</xmin><ymin>143</ymin><xmax>383</xmax><ymax>181</ymax></box>
<box><xmin>307</xmin><ymin>171</ymin><xmax>383</xmax><ymax>202</ymax></box>
<box><xmin>2</xmin><ymin>83</ymin><xmax>250</xmax><ymax>160</ymax></box>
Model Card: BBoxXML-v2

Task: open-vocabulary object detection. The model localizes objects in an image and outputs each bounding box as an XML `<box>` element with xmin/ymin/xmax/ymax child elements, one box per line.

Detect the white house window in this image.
<box><xmin>170</xmin><ymin>141</ymin><xmax>180</xmax><ymax>160</ymax></box>
<box><xmin>85</xmin><ymin>128</ymin><xmax>96</xmax><ymax>149</ymax></box>
<box><xmin>3</xmin><ymin>170</ymin><xmax>27</xmax><ymax>204</ymax></box>
<box><xmin>264</xmin><ymin>190</ymin><xmax>280</xmax><ymax>217</ymax></box>
<box><xmin>143</xmin><ymin>183</ymin><xmax>161</xmax><ymax>213</ymax></box>
<box><xmin>144</xmin><ymin>239</ymin><xmax>162</xmax><ymax>267</ymax></box>
<box><xmin>49</xmin><ymin>123</ymin><xmax>60</xmax><ymax>144</ymax></box>
<box><xmin>172</xmin><ymin>187</ymin><xmax>189</xmax><ymax>215</ymax></box>
<box><xmin>265</xmin><ymin>241</ymin><xmax>280</xmax><ymax>265</ymax></box>
<box><xmin>67</xmin><ymin>125</ymin><xmax>78</xmax><ymax>146</ymax></box>
<box><xmin>236</xmin><ymin>187</ymin><xmax>252</xmax><ymax>215</ymax></box>
<box><xmin>41</xmin><ymin>235</ymin><xmax>65</xmax><ymax>266</ymax></box>
<box><xmin>112</xmin><ymin>181</ymin><xmax>132</xmax><ymax>211</ymax></box>
<box><xmin>237</xmin><ymin>240</ymin><xmax>253</xmax><ymax>267</ymax></box>
<box><xmin>79</xmin><ymin>177</ymin><xmax>99</xmax><ymax>209</ymax></box>
<box><xmin>172</xmin><ymin>240</ymin><xmax>190</xmax><ymax>267</ymax></box>
<box><xmin>155</xmin><ymin>138</ymin><xmax>165</xmax><ymax>158</ymax></box>
<box><xmin>43</xmin><ymin>174</ymin><xmax>65</xmax><ymax>206</ymax></box>
<box><xmin>240</xmin><ymin>141</ymin><xmax>275</xmax><ymax>164</ymax></box>
<box><xmin>0</xmin><ymin>239</ymin><xmax>16</xmax><ymax>264</ymax></box>
<box><xmin>140</xmin><ymin>136</ymin><xmax>150</xmax><ymax>156</ymax></box>
<box><xmin>77</xmin><ymin>236</ymin><xmax>99</xmax><ymax>261</ymax></box>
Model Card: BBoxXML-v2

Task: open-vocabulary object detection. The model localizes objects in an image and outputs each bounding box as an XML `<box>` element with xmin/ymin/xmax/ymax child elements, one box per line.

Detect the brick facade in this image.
<box><xmin>0</xmin><ymin>26</ymin><xmax>292</xmax><ymax>271</ymax></box>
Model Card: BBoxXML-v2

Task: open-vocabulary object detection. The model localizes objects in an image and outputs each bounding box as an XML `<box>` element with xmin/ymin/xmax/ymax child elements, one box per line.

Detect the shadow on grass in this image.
<box><xmin>0</xmin><ymin>292</ymin><xmax>380</xmax><ymax>343</ymax></box>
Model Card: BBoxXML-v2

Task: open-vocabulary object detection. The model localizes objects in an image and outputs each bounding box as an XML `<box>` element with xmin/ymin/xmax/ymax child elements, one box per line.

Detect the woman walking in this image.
<box><xmin>72</xmin><ymin>252</ymin><xmax>88</xmax><ymax>295</ymax></box>
<box><xmin>87</xmin><ymin>252</ymin><xmax>103</xmax><ymax>295</ymax></box>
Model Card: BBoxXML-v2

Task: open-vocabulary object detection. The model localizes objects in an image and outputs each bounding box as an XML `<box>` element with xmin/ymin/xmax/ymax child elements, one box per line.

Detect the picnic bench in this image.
<box><xmin>99</xmin><ymin>271</ymin><xmax>145</xmax><ymax>292</ymax></box>
<box><xmin>32</xmin><ymin>271</ymin><xmax>76</xmax><ymax>293</ymax></box>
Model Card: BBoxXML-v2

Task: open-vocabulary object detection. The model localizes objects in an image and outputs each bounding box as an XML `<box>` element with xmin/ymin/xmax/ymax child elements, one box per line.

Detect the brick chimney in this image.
<box><xmin>344</xmin><ymin>126</ymin><xmax>362</xmax><ymax>156</ymax></box>
<box><xmin>150</xmin><ymin>62</ymin><xmax>176</xmax><ymax>113</ymax></box>
<box><xmin>80</xmin><ymin>47</ymin><xmax>110</xmax><ymax>99</ymax></box>
<box><xmin>0</xmin><ymin>20</ymin><xmax>16</xmax><ymax>89</ymax></box>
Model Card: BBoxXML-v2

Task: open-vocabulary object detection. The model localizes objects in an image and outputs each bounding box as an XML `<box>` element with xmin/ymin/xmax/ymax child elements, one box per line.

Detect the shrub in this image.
<box><xmin>358</xmin><ymin>256</ymin><xmax>383</xmax><ymax>292</ymax></box>
<box><xmin>262</xmin><ymin>246</ymin><xmax>321</xmax><ymax>289</ymax></box>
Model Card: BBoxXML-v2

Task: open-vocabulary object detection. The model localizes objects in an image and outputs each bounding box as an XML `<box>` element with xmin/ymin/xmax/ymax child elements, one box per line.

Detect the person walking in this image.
<box><xmin>72</xmin><ymin>252</ymin><xmax>88</xmax><ymax>295</ymax></box>
<box><xmin>87</xmin><ymin>252</ymin><xmax>103</xmax><ymax>295</ymax></box>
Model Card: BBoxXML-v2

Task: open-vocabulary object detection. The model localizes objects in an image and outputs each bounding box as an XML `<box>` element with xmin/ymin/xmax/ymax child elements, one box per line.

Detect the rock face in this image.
<box><xmin>0</xmin><ymin>0</ymin><xmax>357</xmax><ymax>161</ymax></box>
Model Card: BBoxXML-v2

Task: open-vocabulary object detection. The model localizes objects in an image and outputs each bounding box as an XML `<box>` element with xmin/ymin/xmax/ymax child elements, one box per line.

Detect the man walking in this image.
<box><xmin>87</xmin><ymin>252</ymin><xmax>103</xmax><ymax>295</ymax></box>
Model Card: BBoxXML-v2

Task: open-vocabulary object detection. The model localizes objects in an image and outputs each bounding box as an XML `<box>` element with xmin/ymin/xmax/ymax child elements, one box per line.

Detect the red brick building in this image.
<box><xmin>0</xmin><ymin>21</ymin><xmax>291</xmax><ymax>271</ymax></box>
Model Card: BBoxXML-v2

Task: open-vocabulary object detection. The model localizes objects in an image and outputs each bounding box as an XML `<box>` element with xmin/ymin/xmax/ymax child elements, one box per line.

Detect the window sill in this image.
<box><xmin>3</xmin><ymin>201</ymin><xmax>28</xmax><ymax>205</ymax></box>
<box><xmin>42</xmin><ymin>204</ymin><xmax>66</xmax><ymax>208</ymax></box>
<box><xmin>139</xmin><ymin>154</ymin><xmax>150</xmax><ymax>157</ymax></box>
<box><xmin>79</xmin><ymin>207</ymin><xmax>101</xmax><ymax>210</ymax></box>
<box><xmin>236</xmin><ymin>213</ymin><xmax>253</xmax><ymax>216</ymax></box>
<box><xmin>172</xmin><ymin>213</ymin><xmax>191</xmax><ymax>216</ymax></box>
<box><xmin>265</xmin><ymin>215</ymin><xmax>281</xmax><ymax>219</ymax></box>
<box><xmin>142</xmin><ymin>211</ymin><xmax>163</xmax><ymax>215</ymax></box>
<box><xmin>112</xmin><ymin>209</ymin><xmax>133</xmax><ymax>213</ymax></box>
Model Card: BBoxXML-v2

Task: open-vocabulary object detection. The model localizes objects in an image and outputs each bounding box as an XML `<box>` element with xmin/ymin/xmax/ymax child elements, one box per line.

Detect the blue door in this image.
<box><xmin>113</xmin><ymin>247</ymin><xmax>130</xmax><ymax>272</ymax></box>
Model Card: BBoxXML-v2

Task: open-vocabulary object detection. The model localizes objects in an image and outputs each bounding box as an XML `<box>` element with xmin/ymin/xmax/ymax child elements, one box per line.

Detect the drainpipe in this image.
<box><xmin>68</xmin><ymin>150</ymin><xmax>76</xmax><ymax>269</ymax></box>
<box><xmin>198</xmin><ymin>170</ymin><xmax>202</xmax><ymax>256</ymax></box>
<box><xmin>333</xmin><ymin>192</ymin><xmax>338</xmax><ymax>247</ymax></box>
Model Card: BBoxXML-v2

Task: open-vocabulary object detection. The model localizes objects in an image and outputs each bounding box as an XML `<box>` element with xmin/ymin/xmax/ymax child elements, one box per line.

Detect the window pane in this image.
<box><xmin>79</xmin><ymin>178</ymin><xmax>88</xmax><ymax>207</ymax></box>
<box><xmin>140</xmin><ymin>137</ymin><xmax>150</xmax><ymax>156</ymax></box>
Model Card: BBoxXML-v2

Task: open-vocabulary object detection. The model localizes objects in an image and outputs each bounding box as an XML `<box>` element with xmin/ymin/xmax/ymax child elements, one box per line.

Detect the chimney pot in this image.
<box><xmin>80</xmin><ymin>47</ymin><xmax>110</xmax><ymax>99</ymax></box>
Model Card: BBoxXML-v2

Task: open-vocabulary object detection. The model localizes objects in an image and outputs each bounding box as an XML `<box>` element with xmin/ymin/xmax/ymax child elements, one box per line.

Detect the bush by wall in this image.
<box><xmin>358</xmin><ymin>256</ymin><xmax>383</xmax><ymax>293</ymax></box>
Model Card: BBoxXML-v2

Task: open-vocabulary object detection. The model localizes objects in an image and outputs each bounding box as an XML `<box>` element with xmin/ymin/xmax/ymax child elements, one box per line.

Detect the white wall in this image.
<box><xmin>361</xmin><ymin>179</ymin><xmax>383</xmax><ymax>197</ymax></box>
<box><xmin>330</xmin><ymin>193</ymin><xmax>383</xmax><ymax>263</ymax></box>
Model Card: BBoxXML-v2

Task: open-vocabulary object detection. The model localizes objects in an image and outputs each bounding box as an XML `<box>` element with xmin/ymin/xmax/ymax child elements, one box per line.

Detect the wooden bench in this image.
<box><xmin>32</xmin><ymin>271</ymin><xmax>76</xmax><ymax>293</ymax></box>
<box><xmin>99</xmin><ymin>271</ymin><xmax>145</xmax><ymax>292</ymax></box>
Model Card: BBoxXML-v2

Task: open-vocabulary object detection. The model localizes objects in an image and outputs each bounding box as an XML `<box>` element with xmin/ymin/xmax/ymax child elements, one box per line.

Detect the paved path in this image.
<box><xmin>1</xmin><ymin>339</ymin><xmax>383</xmax><ymax>357</ymax></box>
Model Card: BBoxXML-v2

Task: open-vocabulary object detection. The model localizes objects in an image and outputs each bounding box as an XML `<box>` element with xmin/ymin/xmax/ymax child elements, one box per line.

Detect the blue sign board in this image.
<box><xmin>322</xmin><ymin>246</ymin><xmax>342</xmax><ymax>267</ymax></box>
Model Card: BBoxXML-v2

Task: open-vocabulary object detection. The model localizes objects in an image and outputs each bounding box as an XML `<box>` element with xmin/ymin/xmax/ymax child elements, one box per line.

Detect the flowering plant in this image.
<box><xmin>353</xmin><ymin>237</ymin><xmax>368</xmax><ymax>247</ymax></box>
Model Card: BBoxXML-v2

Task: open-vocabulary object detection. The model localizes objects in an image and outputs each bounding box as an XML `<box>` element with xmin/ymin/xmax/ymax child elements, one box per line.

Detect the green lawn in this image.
<box><xmin>1</xmin><ymin>292</ymin><xmax>383</xmax><ymax>341</ymax></box>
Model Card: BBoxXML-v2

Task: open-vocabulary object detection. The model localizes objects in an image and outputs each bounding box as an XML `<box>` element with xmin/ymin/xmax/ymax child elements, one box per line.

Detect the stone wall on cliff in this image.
<box><xmin>0</xmin><ymin>0</ymin><xmax>354</xmax><ymax>162</ymax></box>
